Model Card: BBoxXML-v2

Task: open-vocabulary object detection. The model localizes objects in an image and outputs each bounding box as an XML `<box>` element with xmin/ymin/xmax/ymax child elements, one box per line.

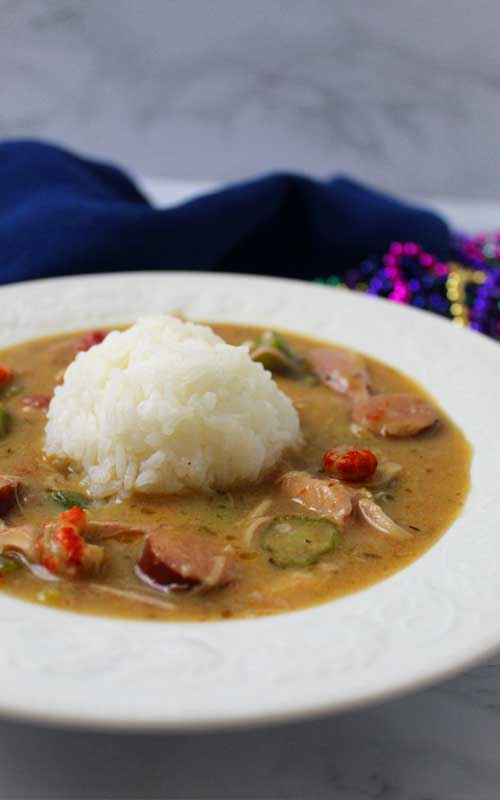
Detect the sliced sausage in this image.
<box><xmin>278</xmin><ymin>470</ymin><xmax>353</xmax><ymax>526</ymax></box>
<box><xmin>137</xmin><ymin>525</ymin><xmax>237</xmax><ymax>592</ymax></box>
<box><xmin>309</xmin><ymin>348</ymin><xmax>370</xmax><ymax>401</ymax></box>
<box><xmin>0</xmin><ymin>475</ymin><xmax>21</xmax><ymax>516</ymax></box>
<box><xmin>352</xmin><ymin>393</ymin><xmax>438</xmax><ymax>437</ymax></box>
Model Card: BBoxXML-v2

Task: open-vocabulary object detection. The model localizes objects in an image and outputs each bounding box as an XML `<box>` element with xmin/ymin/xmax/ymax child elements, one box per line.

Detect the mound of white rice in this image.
<box><xmin>44</xmin><ymin>316</ymin><xmax>302</xmax><ymax>499</ymax></box>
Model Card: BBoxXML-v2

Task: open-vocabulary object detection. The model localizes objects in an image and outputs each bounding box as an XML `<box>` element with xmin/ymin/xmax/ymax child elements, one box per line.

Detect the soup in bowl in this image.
<box><xmin>0</xmin><ymin>315</ymin><xmax>470</xmax><ymax>621</ymax></box>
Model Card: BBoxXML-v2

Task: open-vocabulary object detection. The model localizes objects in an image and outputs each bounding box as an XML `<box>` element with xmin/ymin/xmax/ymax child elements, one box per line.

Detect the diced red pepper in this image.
<box><xmin>78</xmin><ymin>330</ymin><xmax>108</xmax><ymax>352</ymax></box>
<box><xmin>0</xmin><ymin>365</ymin><xmax>13</xmax><ymax>387</ymax></box>
<box><xmin>322</xmin><ymin>448</ymin><xmax>378</xmax><ymax>482</ymax></box>
<box><xmin>22</xmin><ymin>395</ymin><xmax>51</xmax><ymax>409</ymax></box>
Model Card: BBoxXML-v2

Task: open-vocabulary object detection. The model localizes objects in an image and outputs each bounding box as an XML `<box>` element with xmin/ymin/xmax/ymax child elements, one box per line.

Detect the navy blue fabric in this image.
<box><xmin>0</xmin><ymin>140</ymin><xmax>451</xmax><ymax>285</ymax></box>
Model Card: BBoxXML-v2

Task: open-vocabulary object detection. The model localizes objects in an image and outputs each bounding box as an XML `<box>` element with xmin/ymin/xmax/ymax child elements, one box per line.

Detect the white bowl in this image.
<box><xmin>0</xmin><ymin>271</ymin><xmax>498</xmax><ymax>732</ymax></box>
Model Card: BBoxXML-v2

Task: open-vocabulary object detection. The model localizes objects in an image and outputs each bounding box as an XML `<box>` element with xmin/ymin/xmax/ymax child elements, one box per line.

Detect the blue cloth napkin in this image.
<box><xmin>0</xmin><ymin>140</ymin><xmax>451</xmax><ymax>285</ymax></box>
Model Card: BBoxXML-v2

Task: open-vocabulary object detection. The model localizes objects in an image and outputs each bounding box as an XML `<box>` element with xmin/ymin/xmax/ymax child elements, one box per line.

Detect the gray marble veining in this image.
<box><xmin>2</xmin><ymin>0</ymin><xmax>500</xmax><ymax>198</ymax></box>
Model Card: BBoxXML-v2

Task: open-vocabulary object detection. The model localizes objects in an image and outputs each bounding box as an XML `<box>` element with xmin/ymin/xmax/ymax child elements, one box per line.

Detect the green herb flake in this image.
<box><xmin>50</xmin><ymin>490</ymin><xmax>90</xmax><ymax>510</ymax></box>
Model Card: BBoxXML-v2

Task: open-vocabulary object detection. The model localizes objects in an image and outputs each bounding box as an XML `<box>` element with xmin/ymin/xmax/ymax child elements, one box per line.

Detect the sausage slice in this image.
<box><xmin>0</xmin><ymin>476</ymin><xmax>21</xmax><ymax>516</ymax></box>
<box><xmin>137</xmin><ymin>525</ymin><xmax>237</xmax><ymax>592</ymax></box>
<box><xmin>352</xmin><ymin>393</ymin><xmax>438</xmax><ymax>437</ymax></box>
<box><xmin>309</xmin><ymin>348</ymin><xmax>370</xmax><ymax>401</ymax></box>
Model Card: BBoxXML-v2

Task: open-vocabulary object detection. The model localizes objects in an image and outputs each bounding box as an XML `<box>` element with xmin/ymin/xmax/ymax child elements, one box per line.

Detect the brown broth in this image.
<box><xmin>0</xmin><ymin>324</ymin><xmax>471</xmax><ymax>621</ymax></box>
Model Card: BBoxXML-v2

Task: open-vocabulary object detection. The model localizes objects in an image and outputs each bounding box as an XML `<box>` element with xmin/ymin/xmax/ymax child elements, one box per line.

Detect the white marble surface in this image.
<box><xmin>2</xmin><ymin>0</ymin><xmax>500</xmax><ymax>199</ymax></box>
<box><xmin>0</xmin><ymin>672</ymin><xmax>498</xmax><ymax>800</ymax></box>
<box><xmin>2</xmin><ymin>3</ymin><xmax>500</xmax><ymax>797</ymax></box>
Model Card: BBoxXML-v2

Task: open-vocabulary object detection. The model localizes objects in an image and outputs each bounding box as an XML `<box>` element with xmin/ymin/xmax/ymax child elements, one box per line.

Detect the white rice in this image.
<box><xmin>44</xmin><ymin>315</ymin><xmax>302</xmax><ymax>499</ymax></box>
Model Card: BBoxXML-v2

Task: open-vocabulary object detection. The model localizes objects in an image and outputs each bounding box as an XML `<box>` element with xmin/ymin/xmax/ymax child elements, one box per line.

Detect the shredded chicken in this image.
<box><xmin>242</xmin><ymin>514</ymin><xmax>273</xmax><ymax>548</ymax></box>
<box><xmin>86</xmin><ymin>520</ymin><xmax>146</xmax><ymax>540</ymax></box>
<box><xmin>356</xmin><ymin>490</ymin><xmax>411</xmax><ymax>540</ymax></box>
<box><xmin>278</xmin><ymin>469</ymin><xmax>411</xmax><ymax>543</ymax></box>
<box><xmin>0</xmin><ymin>524</ymin><xmax>39</xmax><ymax>561</ymax></box>
<box><xmin>89</xmin><ymin>583</ymin><xmax>175</xmax><ymax>610</ymax></box>
<box><xmin>237</xmin><ymin>498</ymin><xmax>274</xmax><ymax>547</ymax></box>
<box><xmin>363</xmin><ymin>461</ymin><xmax>402</xmax><ymax>489</ymax></box>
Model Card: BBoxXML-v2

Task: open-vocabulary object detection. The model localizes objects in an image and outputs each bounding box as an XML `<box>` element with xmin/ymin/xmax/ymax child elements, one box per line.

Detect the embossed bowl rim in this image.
<box><xmin>0</xmin><ymin>271</ymin><xmax>498</xmax><ymax>732</ymax></box>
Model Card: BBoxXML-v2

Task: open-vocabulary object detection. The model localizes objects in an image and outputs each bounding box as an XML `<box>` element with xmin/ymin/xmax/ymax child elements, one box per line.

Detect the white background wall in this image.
<box><xmin>3</xmin><ymin>0</ymin><xmax>500</xmax><ymax>197</ymax></box>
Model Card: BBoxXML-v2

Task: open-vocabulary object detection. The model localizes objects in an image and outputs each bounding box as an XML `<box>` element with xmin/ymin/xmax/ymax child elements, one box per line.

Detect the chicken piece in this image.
<box><xmin>362</xmin><ymin>461</ymin><xmax>402</xmax><ymax>489</ymax></box>
<box><xmin>0</xmin><ymin>475</ymin><xmax>21</xmax><ymax>516</ymax></box>
<box><xmin>278</xmin><ymin>470</ymin><xmax>353</xmax><ymax>526</ymax></box>
<box><xmin>137</xmin><ymin>525</ymin><xmax>237</xmax><ymax>592</ymax></box>
<box><xmin>309</xmin><ymin>348</ymin><xmax>370</xmax><ymax>402</ymax></box>
<box><xmin>0</xmin><ymin>524</ymin><xmax>39</xmax><ymax>561</ymax></box>
<box><xmin>352</xmin><ymin>393</ymin><xmax>438</xmax><ymax>437</ymax></box>
<box><xmin>356</xmin><ymin>491</ymin><xmax>411</xmax><ymax>541</ymax></box>
<box><xmin>86</xmin><ymin>520</ymin><xmax>146</xmax><ymax>540</ymax></box>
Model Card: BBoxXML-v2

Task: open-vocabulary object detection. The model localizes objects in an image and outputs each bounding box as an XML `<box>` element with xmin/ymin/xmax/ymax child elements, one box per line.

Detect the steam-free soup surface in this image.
<box><xmin>0</xmin><ymin>324</ymin><xmax>470</xmax><ymax>620</ymax></box>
